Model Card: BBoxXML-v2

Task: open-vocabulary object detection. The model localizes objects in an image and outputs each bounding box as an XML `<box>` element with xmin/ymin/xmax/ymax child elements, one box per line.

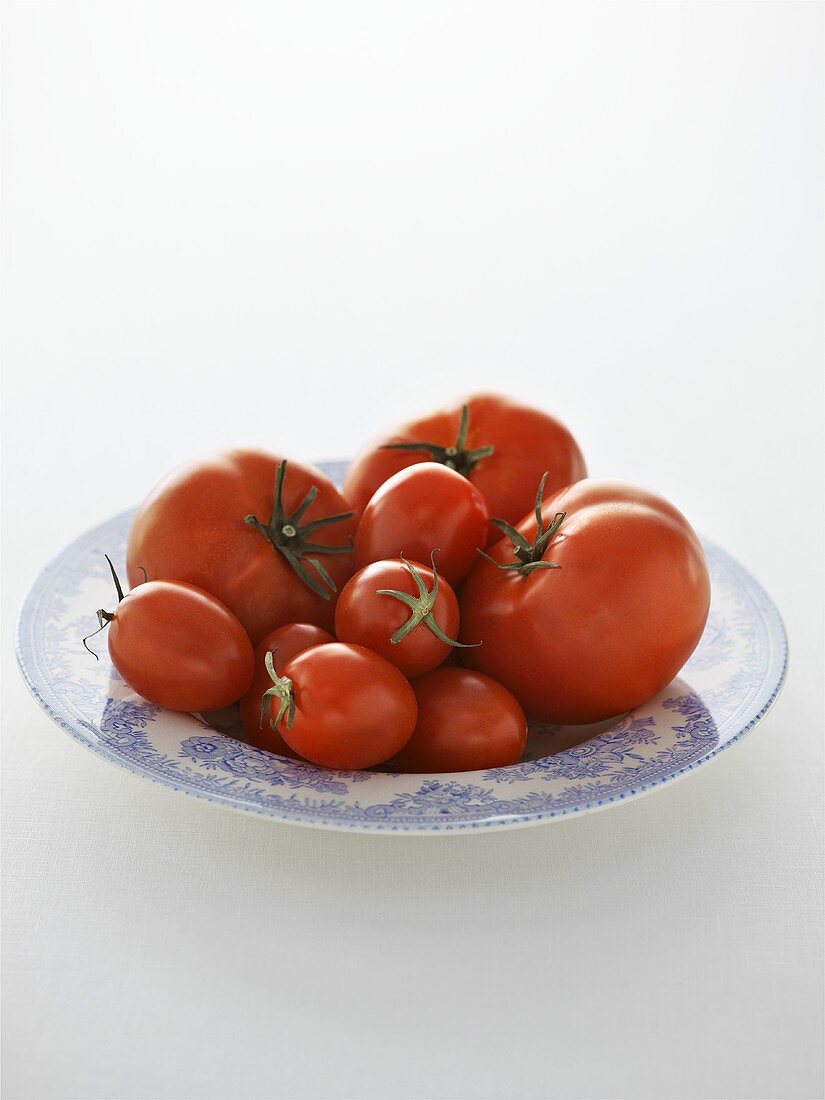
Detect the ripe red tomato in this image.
<box><xmin>354</xmin><ymin>463</ymin><xmax>489</xmax><ymax>586</ymax></box>
<box><xmin>86</xmin><ymin>558</ymin><xmax>254</xmax><ymax>712</ymax></box>
<box><xmin>344</xmin><ymin>393</ymin><xmax>587</xmax><ymax>530</ymax></box>
<box><xmin>240</xmin><ymin>622</ymin><xmax>334</xmax><ymax>755</ymax></box>
<box><xmin>334</xmin><ymin>555</ymin><xmax>476</xmax><ymax>679</ymax></box>
<box><xmin>127</xmin><ymin>450</ymin><xmax>356</xmax><ymax>646</ymax></box>
<box><xmin>459</xmin><ymin>478</ymin><xmax>711</xmax><ymax>724</ymax></box>
<box><xmin>394</xmin><ymin>668</ymin><xmax>527</xmax><ymax>773</ymax></box>
<box><xmin>261</xmin><ymin>643</ymin><xmax>417</xmax><ymax>770</ymax></box>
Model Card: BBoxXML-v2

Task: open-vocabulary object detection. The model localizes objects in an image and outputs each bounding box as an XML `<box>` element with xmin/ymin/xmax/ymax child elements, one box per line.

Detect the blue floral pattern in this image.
<box><xmin>16</xmin><ymin>463</ymin><xmax>788</xmax><ymax>833</ymax></box>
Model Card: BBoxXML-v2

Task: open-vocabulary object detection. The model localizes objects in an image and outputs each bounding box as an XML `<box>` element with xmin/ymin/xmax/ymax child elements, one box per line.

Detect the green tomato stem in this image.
<box><xmin>377</xmin><ymin>552</ymin><xmax>480</xmax><ymax>649</ymax></box>
<box><xmin>82</xmin><ymin>554</ymin><xmax>127</xmax><ymax>659</ymax></box>
<box><xmin>245</xmin><ymin>459</ymin><xmax>353</xmax><ymax>600</ymax></box>
<box><xmin>261</xmin><ymin>650</ymin><xmax>296</xmax><ymax>731</ymax></box>
<box><xmin>380</xmin><ymin>404</ymin><xmax>495</xmax><ymax>478</ymax></box>
<box><xmin>479</xmin><ymin>472</ymin><xmax>566</xmax><ymax>578</ymax></box>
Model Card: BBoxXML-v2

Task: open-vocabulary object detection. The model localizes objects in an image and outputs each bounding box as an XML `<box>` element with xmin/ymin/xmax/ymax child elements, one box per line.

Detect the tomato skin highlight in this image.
<box><xmin>274</xmin><ymin>643</ymin><xmax>418</xmax><ymax>770</ymax></box>
<box><xmin>395</xmin><ymin>668</ymin><xmax>527</xmax><ymax>773</ymax></box>
<box><xmin>354</xmin><ymin>463</ymin><xmax>489</xmax><ymax>586</ymax></box>
<box><xmin>126</xmin><ymin>450</ymin><xmax>356</xmax><ymax>646</ymax></box>
<box><xmin>107</xmin><ymin>581</ymin><xmax>254</xmax><ymax>712</ymax></box>
<box><xmin>334</xmin><ymin>559</ymin><xmax>461</xmax><ymax>679</ymax></box>
<box><xmin>344</xmin><ymin>392</ymin><xmax>587</xmax><ymax>529</ymax></box>
<box><xmin>240</xmin><ymin>623</ymin><xmax>333</xmax><ymax>755</ymax></box>
<box><xmin>459</xmin><ymin>479</ymin><xmax>711</xmax><ymax>724</ymax></box>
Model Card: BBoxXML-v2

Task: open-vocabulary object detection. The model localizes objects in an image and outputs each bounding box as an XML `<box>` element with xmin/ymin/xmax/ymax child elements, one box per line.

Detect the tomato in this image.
<box><xmin>344</xmin><ymin>393</ymin><xmax>587</xmax><ymax>531</ymax></box>
<box><xmin>394</xmin><ymin>668</ymin><xmax>527</xmax><ymax>773</ymax></box>
<box><xmin>240</xmin><ymin>622</ymin><xmax>334</xmax><ymax>755</ymax></box>
<box><xmin>334</xmin><ymin>554</ymin><xmax>477</xmax><ymax>679</ymax></box>
<box><xmin>459</xmin><ymin>478</ymin><xmax>711</xmax><ymax>724</ymax></box>
<box><xmin>85</xmin><ymin>557</ymin><xmax>254</xmax><ymax>712</ymax></box>
<box><xmin>354</xmin><ymin>463</ymin><xmax>489</xmax><ymax>586</ymax></box>
<box><xmin>127</xmin><ymin>450</ymin><xmax>356</xmax><ymax>646</ymax></box>
<box><xmin>261</xmin><ymin>643</ymin><xmax>417</xmax><ymax>770</ymax></box>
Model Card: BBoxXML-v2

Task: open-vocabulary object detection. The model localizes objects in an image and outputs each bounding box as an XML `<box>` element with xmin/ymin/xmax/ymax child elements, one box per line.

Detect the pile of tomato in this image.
<box><xmin>86</xmin><ymin>394</ymin><xmax>711</xmax><ymax>773</ymax></box>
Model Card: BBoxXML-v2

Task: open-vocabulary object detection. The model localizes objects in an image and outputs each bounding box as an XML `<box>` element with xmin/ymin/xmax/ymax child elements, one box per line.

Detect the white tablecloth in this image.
<box><xmin>3</xmin><ymin>4</ymin><xmax>822</xmax><ymax>1098</ymax></box>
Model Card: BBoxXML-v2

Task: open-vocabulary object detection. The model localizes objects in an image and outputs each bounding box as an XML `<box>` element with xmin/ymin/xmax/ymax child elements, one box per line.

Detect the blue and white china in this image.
<box><xmin>17</xmin><ymin>462</ymin><xmax>787</xmax><ymax>834</ymax></box>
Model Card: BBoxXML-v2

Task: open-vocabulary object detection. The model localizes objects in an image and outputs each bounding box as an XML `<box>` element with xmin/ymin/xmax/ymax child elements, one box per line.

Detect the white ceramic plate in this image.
<box><xmin>17</xmin><ymin>461</ymin><xmax>787</xmax><ymax>834</ymax></box>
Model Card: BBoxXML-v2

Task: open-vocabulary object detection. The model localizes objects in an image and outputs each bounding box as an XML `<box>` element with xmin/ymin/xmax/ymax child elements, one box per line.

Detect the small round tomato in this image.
<box><xmin>85</xmin><ymin>557</ymin><xmax>253</xmax><ymax>712</ymax></box>
<box><xmin>460</xmin><ymin>477</ymin><xmax>711</xmax><ymax>724</ymax></box>
<box><xmin>344</xmin><ymin>393</ymin><xmax>587</xmax><ymax>529</ymax></box>
<box><xmin>261</xmin><ymin>643</ymin><xmax>418</xmax><ymax>770</ymax></box>
<box><xmin>240</xmin><ymin>622</ymin><xmax>334</xmax><ymax>754</ymax></box>
<box><xmin>394</xmin><ymin>668</ymin><xmax>527</xmax><ymax>773</ymax></box>
<box><xmin>354</xmin><ymin>463</ymin><xmax>489</xmax><ymax>586</ymax></box>
<box><xmin>334</xmin><ymin>554</ymin><xmax>477</xmax><ymax>679</ymax></box>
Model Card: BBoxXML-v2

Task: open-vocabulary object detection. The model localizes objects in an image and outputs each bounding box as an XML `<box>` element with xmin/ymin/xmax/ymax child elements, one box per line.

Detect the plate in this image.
<box><xmin>16</xmin><ymin>461</ymin><xmax>788</xmax><ymax>834</ymax></box>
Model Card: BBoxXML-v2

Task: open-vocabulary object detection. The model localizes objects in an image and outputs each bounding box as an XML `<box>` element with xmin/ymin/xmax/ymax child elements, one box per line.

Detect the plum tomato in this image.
<box><xmin>261</xmin><ymin>643</ymin><xmax>418</xmax><ymax>770</ymax></box>
<box><xmin>240</xmin><ymin>622</ymin><xmax>334</xmax><ymax>755</ymax></box>
<box><xmin>85</xmin><ymin>557</ymin><xmax>254</xmax><ymax>712</ymax></box>
<box><xmin>353</xmin><ymin>463</ymin><xmax>489</xmax><ymax>586</ymax></box>
<box><xmin>334</xmin><ymin>553</ymin><xmax>478</xmax><ymax>679</ymax></box>
<box><xmin>126</xmin><ymin>450</ymin><xmax>356</xmax><ymax>645</ymax></box>
<box><xmin>459</xmin><ymin>476</ymin><xmax>711</xmax><ymax>724</ymax></box>
<box><xmin>344</xmin><ymin>393</ymin><xmax>587</xmax><ymax>530</ymax></box>
<box><xmin>394</xmin><ymin>667</ymin><xmax>528</xmax><ymax>773</ymax></box>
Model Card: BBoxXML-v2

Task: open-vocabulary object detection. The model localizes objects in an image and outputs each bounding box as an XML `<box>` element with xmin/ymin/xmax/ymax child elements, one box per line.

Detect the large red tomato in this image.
<box><xmin>127</xmin><ymin>450</ymin><xmax>356</xmax><ymax>645</ymax></box>
<box><xmin>240</xmin><ymin>622</ymin><xmax>334</xmax><ymax>754</ymax></box>
<box><xmin>394</xmin><ymin>668</ymin><xmax>527</xmax><ymax>773</ymax></box>
<box><xmin>85</xmin><ymin>558</ymin><xmax>254</xmax><ymax>712</ymax></box>
<box><xmin>261</xmin><ymin>643</ymin><xmax>418</xmax><ymax>770</ymax></box>
<box><xmin>354</xmin><ymin>463</ymin><xmax>489</xmax><ymax>586</ymax></box>
<box><xmin>344</xmin><ymin>393</ymin><xmax>587</xmax><ymax>529</ymax></box>
<box><xmin>459</xmin><ymin>478</ymin><xmax>711</xmax><ymax>724</ymax></box>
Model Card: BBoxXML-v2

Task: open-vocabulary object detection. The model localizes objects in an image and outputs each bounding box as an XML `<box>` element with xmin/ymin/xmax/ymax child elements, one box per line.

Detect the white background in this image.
<box><xmin>2</xmin><ymin>3</ymin><xmax>823</xmax><ymax>1098</ymax></box>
